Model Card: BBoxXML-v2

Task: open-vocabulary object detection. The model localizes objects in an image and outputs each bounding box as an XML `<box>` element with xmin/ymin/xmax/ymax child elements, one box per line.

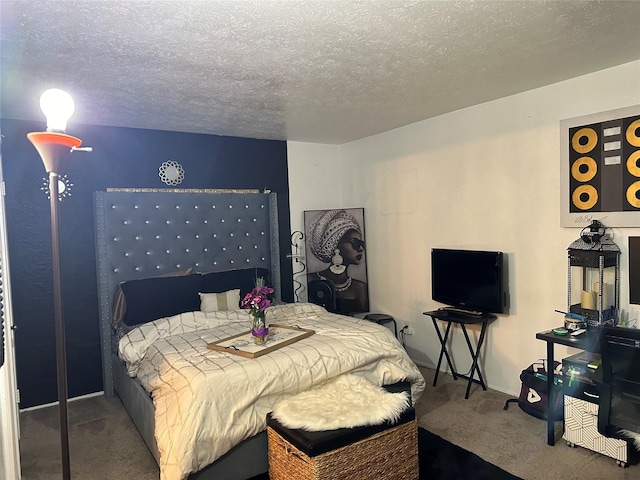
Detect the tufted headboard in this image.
<box><xmin>94</xmin><ymin>189</ymin><xmax>281</xmax><ymax>395</ymax></box>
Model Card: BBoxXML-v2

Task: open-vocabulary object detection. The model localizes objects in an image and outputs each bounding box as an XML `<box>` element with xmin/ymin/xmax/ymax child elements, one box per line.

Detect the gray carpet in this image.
<box><xmin>19</xmin><ymin>366</ymin><xmax>638</xmax><ymax>479</ymax></box>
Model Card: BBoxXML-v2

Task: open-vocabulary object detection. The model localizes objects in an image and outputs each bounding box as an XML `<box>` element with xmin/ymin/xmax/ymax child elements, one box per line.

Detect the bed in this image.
<box><xmin>94</xmin><ymin>190</ymin><xmax>425</xmax><ymax>480</ymax></box>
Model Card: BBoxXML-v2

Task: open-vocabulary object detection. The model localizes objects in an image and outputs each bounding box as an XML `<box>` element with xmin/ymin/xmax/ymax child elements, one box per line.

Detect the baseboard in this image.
<box><xmin>412</xmin><ymin>359</ymin><xmax>435</xmax><ymax>369</ymax></box>
<box><xmin>19</xmin><ymin>390</ymin><xmax>104</xmax><ymax>413</ymax></box>
<box><xmin>410</xmin><ymin>359</ymin><xmax>517</xmax><ymax>398</ymax></box>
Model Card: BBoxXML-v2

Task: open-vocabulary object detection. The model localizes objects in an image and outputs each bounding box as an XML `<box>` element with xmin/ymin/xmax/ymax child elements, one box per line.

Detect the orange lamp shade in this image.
<box><xmin>27</xmin><ymin>132</ymin><xmax>82</xmax><ymax>173</ymax></box>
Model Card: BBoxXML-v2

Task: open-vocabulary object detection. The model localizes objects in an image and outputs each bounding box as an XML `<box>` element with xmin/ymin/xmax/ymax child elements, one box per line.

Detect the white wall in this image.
<box><xmin>286</xmin><ymin>142</ymin><xmax>343</xmax><ymax>301</ymax></box>
<box><xmin>288</xmin><ymin>60</ymin><xmax>640</xmax><ymax>396</ymax></box>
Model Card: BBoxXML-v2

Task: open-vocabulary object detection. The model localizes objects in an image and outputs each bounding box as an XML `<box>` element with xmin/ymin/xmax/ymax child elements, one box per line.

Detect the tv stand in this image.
<box><xmin>423</xmin><ymin>310</ymin><xmax>497</xmax><ymax>399</ymax></box>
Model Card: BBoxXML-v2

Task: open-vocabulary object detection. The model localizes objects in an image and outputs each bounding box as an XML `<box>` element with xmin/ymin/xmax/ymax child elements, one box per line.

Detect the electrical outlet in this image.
<box><xmin>405</xmin><ymin>326</ymin><xmax>414</xmax><ymax>335</ymax></box>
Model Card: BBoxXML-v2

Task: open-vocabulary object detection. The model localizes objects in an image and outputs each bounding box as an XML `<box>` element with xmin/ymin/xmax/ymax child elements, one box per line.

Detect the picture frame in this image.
<box><xmin>304</xmin><ymin>208</ymin><xmax>369</xmax><ymax>314</ymax></box>
<box><xmin>560</xmin><ymin>105</ymin><xmax>640</xmax><ymax>227</ymax></box>
<box><xmin>207</xmin><ymin>324</ymin><xmax>315</xmax><ymax>358</ymax></box>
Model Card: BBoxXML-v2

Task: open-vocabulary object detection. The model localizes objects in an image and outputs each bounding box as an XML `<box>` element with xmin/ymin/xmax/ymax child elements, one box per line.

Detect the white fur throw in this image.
<box><xmin>271</xmin><ymin>374</ymin><xmax>410</xmax><ymax>431</ymax></box>
<box><xmin>619</xmin><ymin>429</ymin><xmax>640</xmax><ymax>451</ymax></box>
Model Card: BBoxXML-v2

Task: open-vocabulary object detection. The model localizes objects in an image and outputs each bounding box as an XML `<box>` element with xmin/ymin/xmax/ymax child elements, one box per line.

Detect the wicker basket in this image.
<box><xmin>267</xmin><ymin>418</ymin><xmax>418</xmax><ymax>480</ymax></box>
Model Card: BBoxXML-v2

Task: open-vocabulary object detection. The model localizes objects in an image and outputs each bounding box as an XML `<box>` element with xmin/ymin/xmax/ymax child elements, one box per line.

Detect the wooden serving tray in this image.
<box><xmin>207</xmin><ymin>324</ymin><xmax>315</xmax><ymax>358</ymax></box>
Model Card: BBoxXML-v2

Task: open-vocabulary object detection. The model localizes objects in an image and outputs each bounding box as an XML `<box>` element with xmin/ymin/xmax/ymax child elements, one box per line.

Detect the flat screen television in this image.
<box><xmin>431</xmin><ymin>248</ymin><xmax>505</xmax><ymax>314</ymax></box>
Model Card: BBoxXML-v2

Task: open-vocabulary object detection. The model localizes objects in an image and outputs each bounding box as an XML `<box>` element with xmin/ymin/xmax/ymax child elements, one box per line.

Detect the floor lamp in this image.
<box><xmin>27</xmin><ymin>89</ymin><xmax>91</xmax><ymax>480</ymax></box>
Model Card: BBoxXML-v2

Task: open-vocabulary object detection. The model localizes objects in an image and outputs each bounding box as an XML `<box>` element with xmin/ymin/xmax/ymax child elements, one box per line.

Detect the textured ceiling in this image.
<box><xmin>1</xmin><ymin>0</ymin><xmax>640</xmax><ymax>145</ymax></box>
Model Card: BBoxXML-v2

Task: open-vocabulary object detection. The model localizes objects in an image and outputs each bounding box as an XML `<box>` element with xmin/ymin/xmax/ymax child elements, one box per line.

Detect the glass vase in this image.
<box><xmin>251</xmin><ymin>313</ymin><xmax>269</xmax><ymax>345</ymax></box>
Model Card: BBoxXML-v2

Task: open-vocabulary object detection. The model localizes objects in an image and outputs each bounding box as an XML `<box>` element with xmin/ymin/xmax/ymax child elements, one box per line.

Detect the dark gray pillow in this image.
<box><xmin>112</xmin><ymin>268</ymin><xmax>194</xmax><ymax>332</ymax></box>
<box><xmin>200</xmin><ymin>268</ymin><xmax>270</xmax><ymax>306</ymax></box>
<box><xmin>120</xmin><ymin>273</ymin><xmax>203</xmax><ymax>326</ymax></box>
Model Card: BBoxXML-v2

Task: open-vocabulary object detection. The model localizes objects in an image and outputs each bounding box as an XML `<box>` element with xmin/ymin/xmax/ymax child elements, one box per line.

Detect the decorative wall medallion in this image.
<box><xmin>41</xmin><ymin>175</ymin><xmax>73</xmax><ymax>201</ymax></box>
<box><xmin>159</xmin><ymin>160</ymin><xmax>185</xmax><ymax>186</ymax></box>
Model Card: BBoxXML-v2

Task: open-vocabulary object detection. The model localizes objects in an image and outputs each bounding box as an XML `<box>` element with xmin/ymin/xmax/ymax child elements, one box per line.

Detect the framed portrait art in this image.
<box><xmin>304</xmin><ymin>208</ymin><xmax>369</xmax><ymax>314</ymax></box>
<box><xmin>560</xmin><ymin>105</ymin><xmax>640</xmax><ymax>227</ymax></box>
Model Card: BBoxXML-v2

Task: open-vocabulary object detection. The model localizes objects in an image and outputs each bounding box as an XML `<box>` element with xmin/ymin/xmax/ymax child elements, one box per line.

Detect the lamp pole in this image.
<box><xmin>49</xmin><ymin>167</ymin><xmax>69</xmax><ymax>480</ymax></box>
<box><xmin>27</xmin><ymin>90</ymin><xmax>90</xmax><ymax>480</ymax></box>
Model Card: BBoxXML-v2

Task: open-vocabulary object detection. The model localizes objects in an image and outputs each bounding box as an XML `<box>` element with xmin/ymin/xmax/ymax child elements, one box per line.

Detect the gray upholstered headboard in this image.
<box><xmin>94</xmin><ymin>190</ymin><xmax>281</xmax><ymax>395</ymax></box>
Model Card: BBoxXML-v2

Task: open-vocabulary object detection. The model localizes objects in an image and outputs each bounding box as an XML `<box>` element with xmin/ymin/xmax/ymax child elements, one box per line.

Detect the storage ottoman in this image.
<box><xmin>267</xmin><ymin>407</ymin><xmax>418</xmax><ymax>480</ymax></box>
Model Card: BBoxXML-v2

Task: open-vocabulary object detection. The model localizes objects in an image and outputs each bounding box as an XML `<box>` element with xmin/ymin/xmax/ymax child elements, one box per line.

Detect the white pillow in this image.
<box><xmin>199</xmin><ymin>289</ymin><xmax>240</xmax><ymax>313</ymax></box>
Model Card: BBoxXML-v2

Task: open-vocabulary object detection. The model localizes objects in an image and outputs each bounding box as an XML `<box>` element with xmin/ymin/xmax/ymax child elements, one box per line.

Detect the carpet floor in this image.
<box><xmin>418</xmin><ymin>428</ymin><xmax>521</xmax><ymax>480</ymax></box>
<box><xmin>19</xmin><ymin>366</ymin><xmax>638</xmax><ymax>479</ymax></box>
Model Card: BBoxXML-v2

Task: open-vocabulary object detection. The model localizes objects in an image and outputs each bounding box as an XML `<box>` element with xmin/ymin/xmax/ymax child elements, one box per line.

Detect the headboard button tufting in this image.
<box><xmin>93</xmin><ymin>191</ymin><xmax>281</xmax><ymax>399</ymax></box>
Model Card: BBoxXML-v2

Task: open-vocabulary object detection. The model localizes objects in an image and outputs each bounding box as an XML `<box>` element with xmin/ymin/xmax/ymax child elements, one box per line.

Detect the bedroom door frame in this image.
<box><xmin>0</xmin><ymin>137</ymin><xmax>22</xmax><ymax>480</ymax></box>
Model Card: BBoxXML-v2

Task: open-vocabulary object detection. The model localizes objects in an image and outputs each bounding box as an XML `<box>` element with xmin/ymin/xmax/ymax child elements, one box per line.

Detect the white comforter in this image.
<box><xmin>118</xmin><ymin>302</ymin><xmax>425</xmax><ymax>480</ymax></box>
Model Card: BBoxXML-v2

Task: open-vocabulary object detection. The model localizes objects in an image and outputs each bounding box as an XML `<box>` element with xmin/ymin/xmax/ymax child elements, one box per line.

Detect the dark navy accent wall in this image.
<box><xmin>1</xmin><ymin>118</ymin><xmax>293</xmax><ymax>408</ymax></box>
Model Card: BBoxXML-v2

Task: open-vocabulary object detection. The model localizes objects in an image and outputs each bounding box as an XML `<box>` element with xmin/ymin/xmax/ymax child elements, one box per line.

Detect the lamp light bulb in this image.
<box><xmin>39</xmin><ymin>89</ymin><xmax>75</xmax><ymax>132</ymax></box>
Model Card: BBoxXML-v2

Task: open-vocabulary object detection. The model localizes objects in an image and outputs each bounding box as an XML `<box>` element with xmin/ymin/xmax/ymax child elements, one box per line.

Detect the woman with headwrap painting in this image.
<box><xmin>307</xmin><ymin>209</ymin><xmax>369</xmax><ymax>313</ymax></box>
